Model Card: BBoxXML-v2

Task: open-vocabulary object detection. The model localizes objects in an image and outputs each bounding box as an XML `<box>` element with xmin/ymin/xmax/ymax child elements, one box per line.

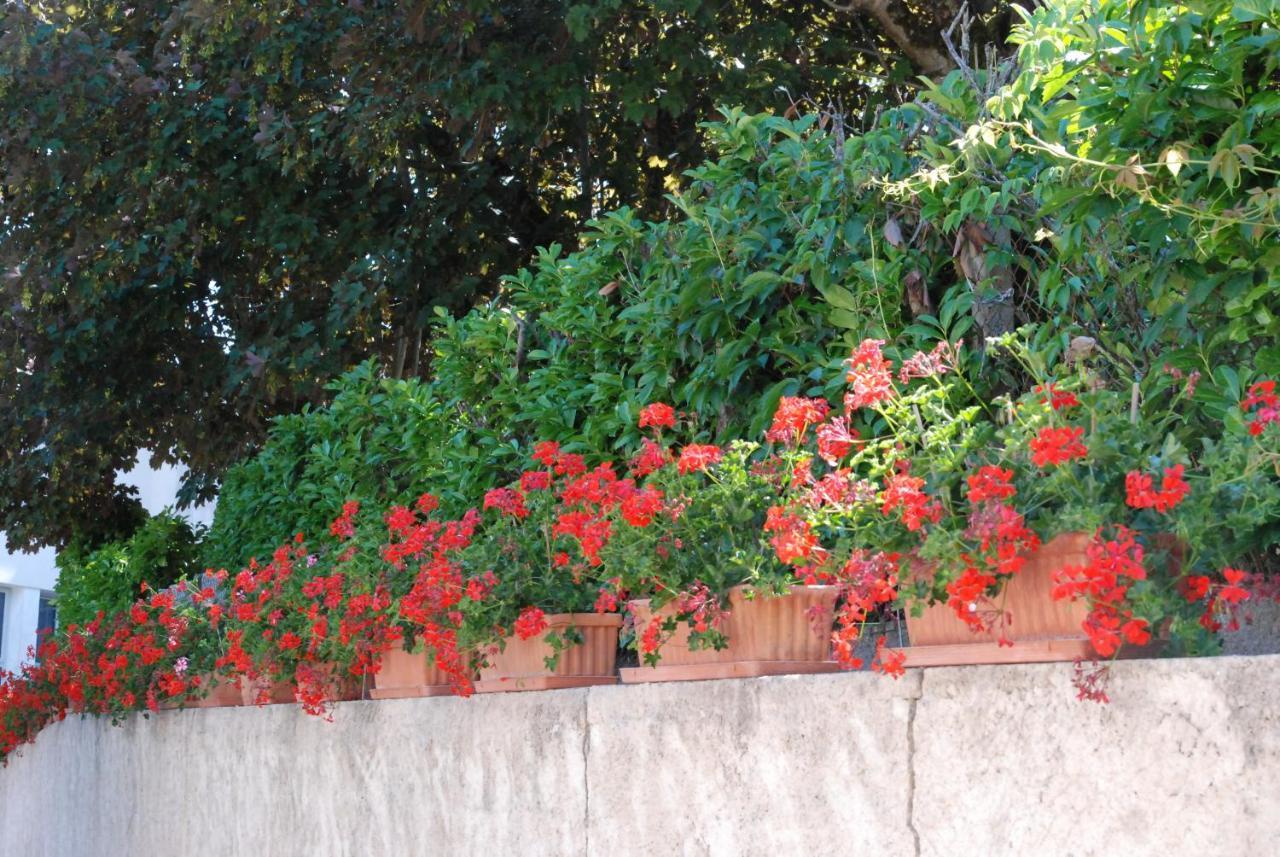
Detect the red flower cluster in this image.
<box><xmin>676</xmin><ymin>444</ymin><xmax>724</xmax><ymax>475</ymax></box>
<box><xmin>897</xmin><ymin>340</ymin><xmax>957</xmax><ymax>383</ymax></box>
<box><xmin>815</xmin><ymin>417</ymin><xmax>859</xmax><ymax>465</ymax></box>
<box><xmin>330</xmin><ymin>500</ymin><xmax>360</xmax><ymax>539</ymax></box>
<box><xmin>831</xmin><ymin>550</ymin><xmax>899</xmax><ymax>670</ymax></box>
<box><xmin>1243</xmin><ymin>381</ymin><xmax>1280</xmax><ymax>436</ymax></box>
<box><xmin>1124</xmin><ymin>465</ymin><xmax>1190</xmax><ymax>513</ymax></box>
<box><xmin>513</xmin><ymin>607</ymin><xmax>549</xmax><ymax>640</ymax></box>
<box><xmin>1034</xmin><ymin>383</ymin><xmax>1080</xmax><ymax>411</ymax></box>
<box><xmin>1051</xmin><ymin>528</ymin><xmax>1152</xmax><ymax>657</ymax></box>
<box><xmin>966</xmin><ymin>466</ymin><xmax>1015</xmax><ymax>503</ymax></box>
<box><xmin>880</xmin><ymin>473</ymin><xmax>941</xmax><ymax>532</ymax></box>
<box><xmin>1029</xmin><ymin>426</ymin><xmax>1087</xmax><ymax>467</ymax></box>
<box><xmin>638</xmin><ymin>402</ymin><xmax>676</xmax><ymax>431</ymax></box>
<box><xmin>520</xmin><ymin>470</ymin><xmax>552</xmax><ymax>492</ymax></box>
<box><xmin>620</xmin><ymin>487</ymin><xmax>664</xmax><ymax>528</ymax></box>
<box><xmin>764</xmin><ymin>505</ymin><xmax>823</xmax><ymax>566</ymax></box>
<box><xmin>629</xmin><ymin>437</ymin><xmax>672</xmax><ymax>477</ymax></box>
<box><xmin>765</xmin><ymin>397</ymin><xmax>831</xmax><ymax>445</ymax></box>
<box><xmin>1183</xmin><ymin>567</ymin><xmax>1252</xmax><ymax>633</ymax></box>
<box><xmin>844</xmin><ymin>339</ymin><xmax>895</xmax><ymax>411</ymax></box>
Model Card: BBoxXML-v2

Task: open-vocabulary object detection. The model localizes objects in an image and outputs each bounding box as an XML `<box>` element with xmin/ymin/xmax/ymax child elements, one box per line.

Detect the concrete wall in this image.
<box><xmin>0</xmin><ymin>655</ymin><xmax>1276</xmax><ymax>856</ymax></box>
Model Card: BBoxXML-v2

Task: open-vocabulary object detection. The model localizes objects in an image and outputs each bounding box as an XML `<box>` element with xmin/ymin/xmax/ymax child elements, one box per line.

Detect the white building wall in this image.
<box><xmin>0</xmin><ymin>459</ymin><xmax>215</xmax><ymax>674</ymax></box>
<box><xmin>0</xmin><ymin>545</ymin><xmax>57</xmax><ymax>672</ymax></box>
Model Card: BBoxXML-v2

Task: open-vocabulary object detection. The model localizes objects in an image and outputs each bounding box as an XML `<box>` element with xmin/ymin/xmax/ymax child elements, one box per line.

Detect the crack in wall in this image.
<box><xmin>905</xmin><ymin>674</ymin><xmax>923</xmax><ymax>857</ymax></box>
<box><xmin>582</xmin><ymin>690</ymin><xmax>591</xmax><ymax>857</ymax></box>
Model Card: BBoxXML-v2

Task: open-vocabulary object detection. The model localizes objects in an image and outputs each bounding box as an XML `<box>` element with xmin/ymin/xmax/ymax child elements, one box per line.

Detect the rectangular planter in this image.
<box><xmin>620</xmin><ymin>585</ymin><xmax>840</xmax><ymax>684</ymax></box>
<box><xmin>370</xmin><ymin>643</ymin><xmax>456</xmax><ymax>699</ymax></box>
<box><xmin>890</xmin><ymin>532</ymin><xmax>1097</xmax><ymax>667</ymax></box>
<box><xmin>197</xmin><ymin>677</ymin><xmax>246</xmax><ymax>708</ymax></box>
<box><xmin>474</xmin><ymin>613</ymin><xmax>621</xmax><ymax>693</ymax></box>
<box><xmin>240</xmin><ymin>665</ymin><xmax>363</xmax><ymax>706</ymax></box>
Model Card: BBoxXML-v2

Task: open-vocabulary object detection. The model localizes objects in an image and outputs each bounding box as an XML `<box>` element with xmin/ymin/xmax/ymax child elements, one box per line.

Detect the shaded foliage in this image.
<box><xmin>0</xmin><ymin>0</ymin><xmax>999</xmax><ymax>550</ymax></box>
<box><xmin>53</xmin><ymin>511</ymin><xmax>205</xmax><ymax>629</ymax></box>
<box><xmin>202</xmin><ymin>0</ymin><xmax>1279</xmax><ymax>572</ymax></box>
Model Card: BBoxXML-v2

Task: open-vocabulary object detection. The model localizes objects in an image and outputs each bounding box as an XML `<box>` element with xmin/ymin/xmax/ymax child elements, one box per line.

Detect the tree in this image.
<box><xmin>0</xmin><ymin>0</ymin><xmax>1016</xmax><ymax>550</ymax></box>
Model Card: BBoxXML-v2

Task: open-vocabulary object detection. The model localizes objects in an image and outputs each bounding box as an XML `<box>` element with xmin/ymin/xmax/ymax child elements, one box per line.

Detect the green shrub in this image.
<box><xmin>54</xmin><ymin>512</ymin><xmax>204</xmax><ymax>628</ymax></box>
<box><xmin>203</xmin><ymin>0</ymin><xmax>1279</xmax><ymax>572</ymax></box>
<box><xmin>203</xmin><ymin>362</ymin><xmax>452</xmax><ymax>570</ymax></box>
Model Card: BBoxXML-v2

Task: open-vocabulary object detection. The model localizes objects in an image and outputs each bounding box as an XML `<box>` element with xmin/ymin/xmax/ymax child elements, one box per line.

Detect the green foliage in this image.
<box><xmin>1016</xmin><ymin>0</ymin><xmax>1280</xmax><ymax>363</ymax></box>
<box><xmin>203</xmin><ymin>362</ymin><xmax>451</xmax><ymax>570</ymax></box>
<box><xmin>428</xmin><ymin>109</ymin><xmax>930</xmax><ymax>491</ymax></box>
<box><xmin>160</xmin><ymin>0</ymin><xmax>1280</xmax><ymax>582</ymax></box>
<box><xmin>888</xmin><ymin>0</ymin><xmax>1280</xmax><ymax>373</ymax></box>
<box><xmin>0</xmin><ymin>0</ymin><xmax>959</xmax><ymax>551</ymax></box>
<box><xmin>601</xmin><ymin>441</ymin><xmax>789</xmax><ymax>598</ymax></box>
<box><xmin>203</xmin><ymin>108</ymin><xmax>944</xmax><ymax>567</ymax></box>
<box><xmin>54</xmin><ymin>512</ymin><xmax>205</xmax><ymax>629</ymax></box>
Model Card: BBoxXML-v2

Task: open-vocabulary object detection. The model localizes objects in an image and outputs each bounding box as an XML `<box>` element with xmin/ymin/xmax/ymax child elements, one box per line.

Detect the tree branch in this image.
<box><xmin>822</xmin><ymin>0</ymin><xmax>955</xmax><ymax>78</ymax></box>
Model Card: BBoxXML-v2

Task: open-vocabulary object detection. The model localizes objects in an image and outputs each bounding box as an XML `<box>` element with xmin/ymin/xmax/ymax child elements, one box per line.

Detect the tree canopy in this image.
<box><xmin>0</xmin><ymin>0</ymin><xmax>1014</xmax><ymax>551</ymax></box>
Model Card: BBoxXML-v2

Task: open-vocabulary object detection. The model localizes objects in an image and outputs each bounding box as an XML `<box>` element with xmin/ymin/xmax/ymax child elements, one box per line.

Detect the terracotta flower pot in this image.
<box><xmin>370</xmin><ymin>643</ymin><xmax>455</xmax><ymax>699</ymax></box>
<box><xmin>240</xmin><ymin>674</ymin><xmax>295</xmax><ymax>706</ymax></box>
<box><xmin>620</xmin><ymin>585</ymin><xmax>840</xmax><ymax>683</ymax></box>
<box><xmin>891</xmin><ymin>531</ymin><xmax>1158</xmax><ymax>667</ymax></box>
<box><xmin>474</xmin><ymin>613</ymin><xmax>621</xmax><ymax>693</ymax></box>
<box><xmin>193</xmin><ymin>675</ymin><xmax>245</xmax><ymax>709</ymax></box>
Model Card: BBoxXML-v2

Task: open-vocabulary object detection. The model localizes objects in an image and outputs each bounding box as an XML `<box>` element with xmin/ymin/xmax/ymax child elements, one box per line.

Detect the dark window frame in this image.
<box><xmin>37</xmin><ymin>592</ymin><xmax>57</xmax><ymax>638</ymax></box>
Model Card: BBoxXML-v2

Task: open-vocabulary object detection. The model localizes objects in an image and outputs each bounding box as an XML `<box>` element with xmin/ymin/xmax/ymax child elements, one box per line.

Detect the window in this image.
<box><xmin>0</xmin><ymin>590</ymin><xmax>6</xmax><ymax>659</ymax></box>
<box><xmin>37</xmin><ymin>594</ymin><xmax>57</xmax><ymax>640</ymax></box>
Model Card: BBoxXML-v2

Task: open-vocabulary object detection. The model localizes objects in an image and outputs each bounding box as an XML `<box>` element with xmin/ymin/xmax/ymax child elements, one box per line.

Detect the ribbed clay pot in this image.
<box><xmin>241</xmin><ymin>665</ymin><xmax>363</xmax><ymax>706</ymax></box>
<box><xmin>628</xmin><ymin>585</ymin><xmax>839</xmax><ymax>665</ymax></box>
<box><xmin>240</xmin><ymin>674</ymin><xmax>295</xmax><ymax>706</ymax></box>
<box><xmin>906</xmin><ymin>532</ymin><xmax>1091</xmax><ymax>648</ymax></box>
<box><xmin>893</xmin><ymin>531</ymin><xmax>1144</xmax><ymax>666</ymax></box>
<box><xmin>192</xmin><ymin>675</ymin><xmax>245</xmax><ymax>709</ymax></box>
<box><xmin>620</xmin><ymin>585</ymin><xmax>840</xmax><ymax>683</ymax></box>
<box><xmin>475</xmin><ymin>613</ymin><xmax>621</xmax><ymax>692</ymax></box>
<box><xmin>371</xmin><ymin>643</ymin><xmax>454</xmax><ymax>699</ymax></box>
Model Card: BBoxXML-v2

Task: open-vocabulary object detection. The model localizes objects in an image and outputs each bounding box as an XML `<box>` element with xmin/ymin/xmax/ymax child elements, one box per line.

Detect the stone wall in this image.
<box><xmin>2</xmin><ymin>655</ymin><xmax>1277</xmax><ymax>856</ymax></box>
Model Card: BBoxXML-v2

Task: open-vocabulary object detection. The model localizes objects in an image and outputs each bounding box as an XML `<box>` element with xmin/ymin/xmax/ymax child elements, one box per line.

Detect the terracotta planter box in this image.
<box><xmin>620</xmin><ymin>585</ymin><xmax>840</xmax><ymax>684</ymax></box>
<box><xmin>474</xmin><ymin>613</ymin><xmax>621</xmax><ymax>693</ymax></box>
<box><xmin>238</xmin><ymin>666</ymin><xmax>363</xmax><ymax>706</ymax></box>
<box><xmin>191</xmin><ymin>675</ymin><xmax>245</xmax><ymax>709</ymax></box>
<box><xmin>370</xmin><ymin>643</ymin><xmax>455</xmax><ymax>699</ymax></box>
<box><xmin>240</xmin><ymin>674</ymin><xmax>296</xmax><ymax>706</ymax></box>
<box><xmin>891</xmin><ymin>531</ymin><xmax>1135</xmax><ymax>667</ymax></box>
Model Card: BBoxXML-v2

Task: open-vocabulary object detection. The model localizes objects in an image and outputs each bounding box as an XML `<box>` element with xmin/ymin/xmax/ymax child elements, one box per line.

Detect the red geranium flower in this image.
<box><xmin>638</xmin><ymin>403</ymin><xmax>676</xmax><ymax>431</ymax></box>
<box><xmin>482</xmin><ymin>487</ymin><xmax>529</xmax><ymax>519</ymax></box>
<box><xmin>531</xmin><ymin>441</ymin><xmax>561</xmax><ymax>466</ymax></box>
<box><xmin>765</xmin><ymin>397</ymin><xmax>830</xmax><ymax>445</ymax></box>
<box><xmin>1029</xmin><ymin>426</ymin><xmax>1087</xmax><ymax>467</ymax></box>
<box><xmin>520</xmin><ymin>470</ymin><xmax>552</xmax><ymax>492</ymax></box>
<box><xmin>1034</xmin><ymin>382</ymin><xmax>1080</xmax><ymax>411</ymax></box>
<box><xmin>816</xmin><ymin>417</ymin><xmax>859</xmax><ymax>465</ymax></box>
<box><xmin>1219</xmin><ymin>568</ymin><xmax>1251</xmax><ymax>605</ymax></box>
<box><xmin>898</xmin><ymin>340</ymin><xmax>958</xmax><ymax>383</ymax></box>
<box><xmin>1125</xmin><ymin>464</ymin><xmax>1190</xmax><ymax>512</ymax></box>
<box><xmin>1242</xmin><ymin>381</ymin><xmax>1279</xmax><ymax>436</ymax></box>
<box><xmin>629</xmin><ymin>437</ymin><xmax>672</xmax><ymax>477</ymax></box>
<box><xmin>844</xmin><ymin>339</ymin><xmax>895</xmax><ymax>411</ymax></box>
<box><xmin>329</xmin><ymin>500</ymin><xmax>360</xmax><ymax>539</ymax></box>
<box><xmin>967</xmin><ymin>465</ymin><xmax>1016</xmax><ymax>504</ymax></box>
<box><xmin>676</xmin><ymin>444</ymin><xmax>723</xmax><ymax>474</ymax></box>
<box><xmin>513</xmin><ymin>607</ymin><xmax>548</xmax><ymax>641</ymax></box>
<box><xmin>881</xmin><ymin>473</ymin><xmax>941</xmax><ymax>532</ymax></box>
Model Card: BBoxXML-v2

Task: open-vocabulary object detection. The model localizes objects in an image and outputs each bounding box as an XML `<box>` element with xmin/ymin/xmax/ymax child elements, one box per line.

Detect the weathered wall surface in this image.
<box><xmin>2</xmin><ymin>655</ymin><xmax>1277</xmax><ymax>857</ymax></box>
